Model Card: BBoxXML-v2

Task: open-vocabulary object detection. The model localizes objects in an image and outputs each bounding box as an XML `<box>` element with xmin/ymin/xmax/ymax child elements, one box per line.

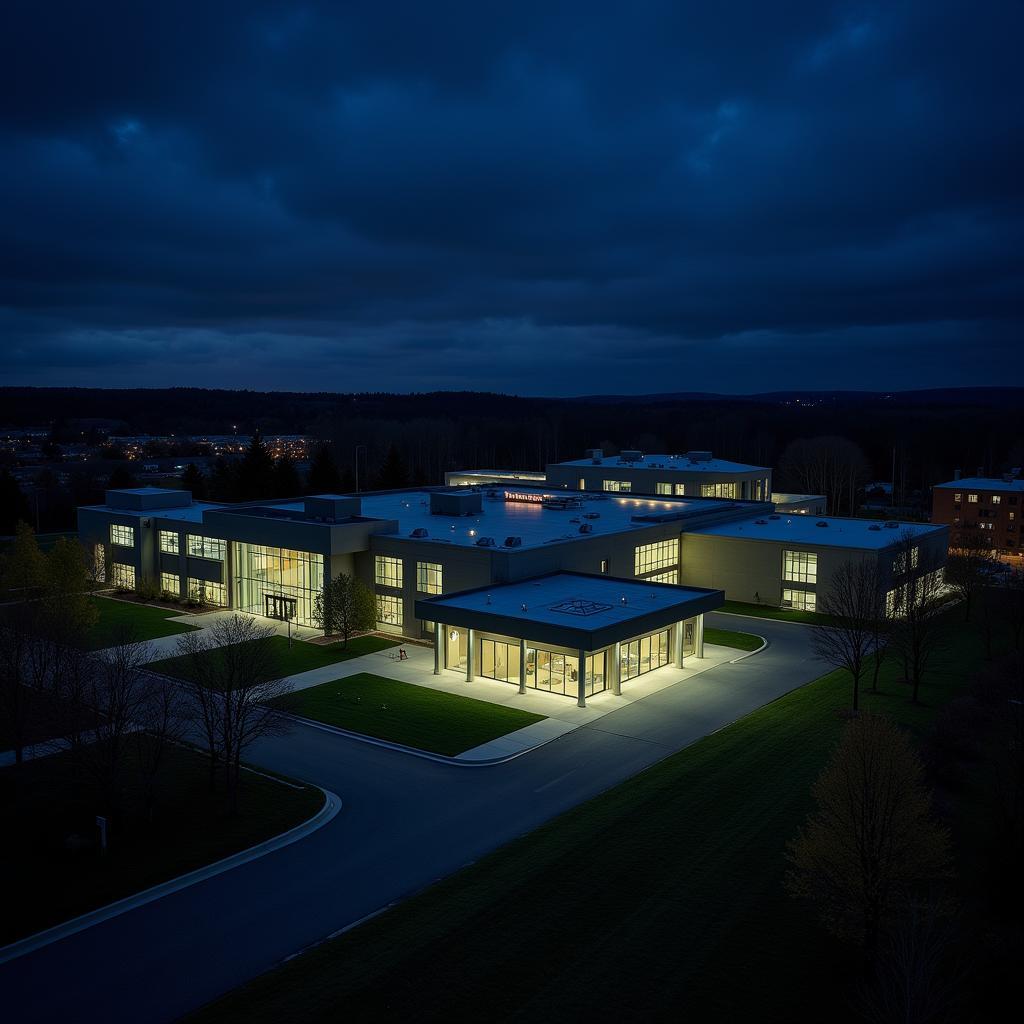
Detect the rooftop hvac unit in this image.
<box><xmin>585</xmin><ymin>448</ymin><xmax>604</xmax><ymax>462</ymax></box>
<box><xmin>504</xmin><ymin>536</ymin><xmax>523</xmax><ymax>547</ymax></box>
<box><xmin>409</xmin><ymin>527</ymin><xmax>429</xmax><ymax>538</ymax></box>
<box><xmin>816</xmin><ymin>521</ymin><xmax>829</xmax><ymax>528</ymax></box>
<box><xmin>884</xmin><ymin>521</ymin><xmax>900</xmax><ymax>529</ymax></box>
<box><xmin>579</xmin><ymin>524</ymin><xmax>593</xmax><ymax>534</ymax></box>
<box><xmin>755</xmin><ymin>519</ymin><xmax>767</xmax><ymax>525</ymax></box>
<box><xmin>769</xmin><ymin>514</ymin><xmax>781</xmax><ymax>520</ymax></box>
<box><xmin>684</xmin><ymin>450</ymin><xmax>713</xmax><ymax>463</ymax></box>
<box><xmin>869</xmin><ymin>524</ymin><xmax>882</xmax><ymax>531</ymax></box>
<box><xmin>475</xmin><ymin>536</ymin><xmax>496</xmax><ymax>547</ymax></box>
<box><xmin>620</xmin><ymin>450</ymin><xmax>643</xmax><ymax>463</ymax></box>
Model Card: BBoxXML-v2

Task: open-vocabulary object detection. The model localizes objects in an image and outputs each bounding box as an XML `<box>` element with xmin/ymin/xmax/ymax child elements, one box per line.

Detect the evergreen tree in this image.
<box><xmin>306</xmin><ymin>445</ymin><xmax>343</xmax><ymax>494</ymax></box>
<box><xmin>374</xmin><ymin>443</ymin><xmax>409</xmax><ymax>490</ymax></box>
<box><xmin>209</xmin><ymin>457</ymin><xmax>237</xmax><ymax>501</ymax></box>
<box><xmin>181</xmin><ymin>463</ymin><xmax>208</xmax><ymax>500</ymax></box>
<box><xmin>106</xmin><ymin>465</ymin><xmax>138</xmax><ymax>490</ymax></box>
<box><xmin>0</xmin><ymin>471</ymin><xmax>31</xmax><ymax>534</ymax></box>
<box><xmin>235</xmin><ymin>431</ymin><xmax>275</xmax><ymax>501</ymax></box>
<box><xmin>272</xmin><ymin>455</ymin><xmax>302</xmax><ymax>497</ymax></box>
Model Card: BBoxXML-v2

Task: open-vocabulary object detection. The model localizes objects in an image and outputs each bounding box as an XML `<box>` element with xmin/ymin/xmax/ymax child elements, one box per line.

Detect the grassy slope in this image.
<box><xmin>148</xmin><ymin>633</ymin><xmax>398</xmax><ymax>679</ymax></box>
<box><xmin>1</xmin><ymin>743</ymin><xmax>323</xmax><ymax>945</ymax></box>
<box><xmin>195</xmin><ymin>612</ymin><xmax>991</xmax><ymax>1024</ymax></box>
<box><xmin>84</xmin><ymin>595</ymin><xmax>198</xmax><ymax>650</ymax></box>
<box><xmin>704</xmin><ymin>626</ymin><xmax>763</xmax><ymax>651</ymax></box>
<box><xmin>274</xmin><ymin>672</ymin><xmax>545</xmax><ymax>756</ymax></box>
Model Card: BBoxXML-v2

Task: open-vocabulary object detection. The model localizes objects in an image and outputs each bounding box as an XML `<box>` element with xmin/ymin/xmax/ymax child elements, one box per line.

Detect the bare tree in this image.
<box><xmin>787</xmin><ymin>714</ymin><xmax>951</xmax><ymax>957</ymax></box>
<box><xmin>778</xmin><ymin>435</ymin><xmax>870</xmax><ymax>516</ymax></box>
<box><xmin>889</xmin><ymin>531</ymin><xmax>948</xmax><ymax>704</ymax></box>
<box><xmin>811</xmin><ymin>559</ymin><xmax>887</xmax><ymax>713</ymax></box>
<box><xmin>944</xmin><ymin>529</ymin><xmax>999</xmax><ymax>622</ymax></box>
<box><xmin>174</xmin><ymin>615</ymin><xmax>293</xmax><ymax>814</ymax></box>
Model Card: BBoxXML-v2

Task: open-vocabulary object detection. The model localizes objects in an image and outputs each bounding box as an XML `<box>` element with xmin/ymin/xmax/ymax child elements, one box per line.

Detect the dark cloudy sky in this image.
<box><xmin>2</xmin><ymin>2</ymin><xmax>1022</xmax><ymax>395</ymax></box>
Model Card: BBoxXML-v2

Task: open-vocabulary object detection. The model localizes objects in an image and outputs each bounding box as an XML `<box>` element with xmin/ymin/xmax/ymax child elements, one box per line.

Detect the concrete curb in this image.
<box><xmin>271</xmin><ymin>710</ymin><xmax>563</xmax><ymax>767</ymax></box>
<box><xmin>0</xmin><ymin>786</ymin><xmax>342</xmax><ymax>966</ymax></box>
<box><xmin>728</xmin><ymin>636</ymin><xmax>770</xmax><ymax>663</ymax></box>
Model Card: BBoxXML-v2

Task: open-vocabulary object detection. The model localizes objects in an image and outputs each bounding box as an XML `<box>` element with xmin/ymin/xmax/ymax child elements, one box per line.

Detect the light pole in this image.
<box><xmin>354</xmin><ymin>444</ymin><xmax>367</xmax><ymax>493</ymax></box>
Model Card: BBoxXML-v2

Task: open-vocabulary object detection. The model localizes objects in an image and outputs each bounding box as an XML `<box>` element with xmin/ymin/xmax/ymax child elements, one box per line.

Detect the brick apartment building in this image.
<box><xmin>932</xmin><ymin>472</ymin><xmax>1024</xmax><ymax>555</ymax></box>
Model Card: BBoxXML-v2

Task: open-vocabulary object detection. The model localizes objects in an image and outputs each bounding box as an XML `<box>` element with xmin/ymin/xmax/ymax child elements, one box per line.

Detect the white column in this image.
<box><xmin>576</xmin><ymin>649</ymin><xmax>587</xmax><ymax>708</ymax></box>
<box><xmin>612</xmin><ymin>641</ymin><xmax>622</xmax><ymax>695</ymax></box>
<box><xmin>673</xmin><ymin>621</ymin><xmax>684</xmax><ymax>669</ymax></box>
<box><xmin>433</xmin><ymin>624</ymin><xmax>441</xmax><ymax>675</ymax></box>
<box><xmin>519</xmin><ymin>637</ymin><xmax>527</xmax><ymax>694</ymax></box>
<box><xmin>466</xmin><ymin>628</ymin><xmax>475</xmax><ymax>682</ymax></box>
<box><xmin>696</xmin><ymin>614</ymin><xmax>705</xmax><ymax>658</ymax></box>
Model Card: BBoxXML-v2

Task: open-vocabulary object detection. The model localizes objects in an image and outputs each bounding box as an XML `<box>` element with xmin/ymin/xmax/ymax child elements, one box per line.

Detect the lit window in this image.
<box><xmin>187</xmin><ymin>535</ymin><xmax>225</xmax><ymax>560</ymax></box>
<box><xmin>782</xmin><ymin>587</ymin><xmax>816</xmax><ymax>612</ymax></box>
<box><xmin>954</xmin><ymin>492</ymin><xmax>961</xmax><ymax>502</ymax></box>
<box><xmin>674</xmin><ymin>483</ymin><xmax>687</xmax><ymax>496</ymax></box>
<box><xmin>1010</xmin><ymin>512</ymin><xmax>1016</xmax><ymax>521</ymax></box>
<box><xmin>600</xmin><ymin>559</ymin><xmax>609</xmax><ymax>574</ymax></box>
<box><xmin>647</xmin><ymin>569</ymin><xmax>679</xmax><ymax>584</ymax></box>
<box><xmin>783</xmin><ymin>550</ymin><xmax>817</xmax><ymax>584</ymax></box>
<box><xmin>159</xmin><ymin>530</ymin><xmax>179</xmax><ymax>554</ymax></box>
<box><xmin>992</xmin><ymin>495</ymin><xmax>1001</xmax><ymax>505</ymax></box>
<box><xmin>375</xmin><ymin>555</ymin><xmax>403</xmax><ymax>588</ymax></box>
<box><xmin>968</xmin><ymin>493</ymin><xmax>979</xmax><ymax>503</ymax></box>
<box><xmin>701</xmin><ymin>482</ymin><xmax>738</xmax><ymax>498</ymax></box>
<box><xmin>634</xmin><ymin>538</ymin><xmax>679</xmax><ymax>575</ymax></box>
<box><xmin>160</xmin><ymin>571</ymin><xmax>180</xmax><ymax>595</ymax></box>
<box><xmin>110</xmin><ymin>562</ymin><xmax>135</xmax><ymax>589</ymax></box>
<box><xmin>910</xmin><ymin>546</ymin><xmax>919</xmax><ymax>569</ymax></box>
<box><xmin>655</xmin><ymin>482</ymin><xmax>672</xmax><ymax>495</ymax></box>
<box><xmin>110</xmin><ymin>523</ymin><xmax>135</xmax><ymax>547</ymax></box>
<box><xmin>377</xmin><ymin>594</ymin><xmax>403</xmax><ymax>627</ymax></box>
<box><xmin>188</xmin><ymin>578</ymin><xmax>227</xmax><ymax>605</ymax></box>
<box><xmin>416</xmin><ymin>561</ymin><xmax>442</xmax><ymax>594</ymax></box>
<box><xmin>603</xmin><ymin>480</ymin><xmax>631</xmax><ymax>493</ymax></box>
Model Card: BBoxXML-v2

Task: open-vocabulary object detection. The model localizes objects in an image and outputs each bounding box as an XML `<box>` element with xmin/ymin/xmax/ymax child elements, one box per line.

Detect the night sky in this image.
<box><xmin>2</xmin><ymin>2</ymin><xmax>1022</xmax><ymax>395</ymax></box>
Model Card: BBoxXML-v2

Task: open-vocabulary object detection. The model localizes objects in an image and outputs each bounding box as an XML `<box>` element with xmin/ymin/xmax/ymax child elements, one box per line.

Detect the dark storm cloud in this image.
<box><xmin>1</xmin><ymin>1</ymin><xmax>1022</xmax><ymax>393</ymax></box>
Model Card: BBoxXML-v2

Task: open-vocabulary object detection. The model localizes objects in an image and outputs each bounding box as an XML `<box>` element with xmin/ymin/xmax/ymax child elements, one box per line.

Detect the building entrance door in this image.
<box><xmin>264</xmin><ymin>594</ymin><xmax>298</xmax><ymax>621</ymax></box>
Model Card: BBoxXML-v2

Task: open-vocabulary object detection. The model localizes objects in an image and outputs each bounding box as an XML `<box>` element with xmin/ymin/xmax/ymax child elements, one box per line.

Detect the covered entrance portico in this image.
<box><xmin>416</xmin><ymin>572</ymin><xmax>722</xmax><ymax>707</ymax></box>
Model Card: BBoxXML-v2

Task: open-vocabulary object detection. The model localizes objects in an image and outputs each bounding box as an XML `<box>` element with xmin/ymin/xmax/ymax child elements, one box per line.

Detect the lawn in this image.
<box><xmin>84</xmin><ymin>595</ymin><xmax>198</xmax><ymax>650</ymax></box>
<box><xmin>718</xmin><ymin>599</ymin><xmax>838</xmax><ymax>625</ymax></box>
<box><xmin>273</xmin><ymin>672</ymin><xmax>546</xmax><ymax>756</ymax></box>
<box><xmin>0</xmin><ymin>741</ymin><xmax>323</xmax><ymax>946</ymax></box>
<box><xmin>194</xmin><ymin>611</ymin><xmax>997</xmax><ymax>1024</ymax></box>
<box><xmin>148</xmin><ymin>633</ymin><xmax>399</xmax><ymax>680</ymax></box>
<box><xmin>703</xmin><ymin>626</ymin><xmax>763</xmax><ymax>651</ymax></box>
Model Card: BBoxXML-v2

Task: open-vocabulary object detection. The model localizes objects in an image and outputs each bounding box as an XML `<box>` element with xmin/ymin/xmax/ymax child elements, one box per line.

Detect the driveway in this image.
<box><xmin>0</xmin><ymin>613</ymin><xmax>823</xmax><ymax>1022</ymax></box>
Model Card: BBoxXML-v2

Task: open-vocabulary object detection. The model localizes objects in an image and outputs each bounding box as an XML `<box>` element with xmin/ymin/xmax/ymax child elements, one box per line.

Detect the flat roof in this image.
<box><xmin>934</xmin><ymin>477</ymin><xmax>1024</xmax><ymax>492</ymax></box>
<box><xmin>690</xmin><ymin>514</ymin><xmax>945</xmax><ymax>549</ymax></box>
<box><xmin>353</xmin><ymin>488</ymin><xmax>740</xmax><ymax>550</ymax></box>
<box><xmin>79</xmin><ymin>501</ymin><xmax>222</xmax><ymax>523</ymax></box>
<box><xmin>447</xmin><ymin>469</ymin><xmax>547</xmax><ymax>480</ymax></box>
<box><xmin>556</xmin><ymin>454</ymin><xmax>768</xmax><ymax>473</ymax></box>
<box><xmin>416</xmin><ymin>572</ymin><xmax>723</xmax><ymax>650</ymax></box>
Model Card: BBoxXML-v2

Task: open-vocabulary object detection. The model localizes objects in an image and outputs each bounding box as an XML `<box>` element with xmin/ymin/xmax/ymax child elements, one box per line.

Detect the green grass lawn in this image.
<box><xmin>0</xmin><ymin>741</ymin><xmax>323</xmax><ymax>945</ymax></box>
<box><xmin>703</xmin><ymin>626</ymin><xmax>764</xmax><ymax>651</ymax></box>
<box><xmin>148</xmin><ymin>633</ymin><xmax>399</xmax><ymax>679</ymax></box>
<box><xmin>273</xmin><ymin>672</ymin><xmax>546</xmax><ymax>756</ymax></box>
<box><xmin>194</xmin><ymin>610</ymin><xmax>997</xmax><ymax>1024</ymax></box>
<box><xmin>84</xmin><ymin>595</ymin><xmax>199</xmax><ymax>650</ymax></box>
<box><xmin>718</xmin><ymin>599</ymin><xmax>839</xmax><ymax>625</ymax></box>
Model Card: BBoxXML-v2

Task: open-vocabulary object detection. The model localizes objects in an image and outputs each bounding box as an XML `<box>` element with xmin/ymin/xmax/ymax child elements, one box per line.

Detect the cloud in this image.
<box><xmin>1</xmin><ymin>1</ymin><xmax>1022</xmax><ymax>393</ymax></box>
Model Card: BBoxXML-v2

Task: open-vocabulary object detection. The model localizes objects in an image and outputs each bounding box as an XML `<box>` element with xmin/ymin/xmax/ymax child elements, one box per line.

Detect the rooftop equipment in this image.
<box><xmin>685</xmin><ymin>450</ymin><xmax>713</xmax><ymax>463</ymax></box>
<box><xmin>620</xmin><ymin>450</ymin><xmax>644</xmax><ymax>463</ymax></box>
<box><xmin>409</xmin><ymin>527</ymin><xmax>429</xmax><ymax>538</ymax></box>
<box><xmin>475</xmin><ymin>536</ymin><xmax>496</xmax><ymax>547</ymax></box>
<box><xmin>504</xmin><ymin>536</ymin><xmax>523</xmax><ymax>547</ymax></box>
<box><xmin>430</xmin><ymin>490</ymin><xmax>483</xmax><ymax>517</ymax></box>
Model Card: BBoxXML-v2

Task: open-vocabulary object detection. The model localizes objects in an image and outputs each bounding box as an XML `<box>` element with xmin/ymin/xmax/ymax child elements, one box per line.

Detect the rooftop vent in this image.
<box><xmin>816</xmin><ymin>520</ymin><xmax>829</xmax><ymax>528</ymax></box>
<box><xmin>769</xmin><ymin>514</ymin><xmax>781</xmax><ymax>520</ymax></box>
<box><xmin>869</xmin><ymin>524</ymin><xmax>882</xmax><ymax>531</ymax></box>
<box><xmin>755</xmin><ymin>519</ymin><xmax>768</xmax><ymax>525</ymax></box>
<box><xmin>475</xmin><ymin>536</ymin><xmax>496</xmax><ymax>547</ymax></box>
<box><xmin>409</xmin><ymin>527</ymin><xmax>429</xmax><ymax>538</ymax></box>
<box><xmin>884</xmin><ymin>521</ymin><xmax>900</xmax><ymax>529</ymax></box>
<box><xmin>585</xmin><ymin>448</ymin><xmax>604</xmax><ymax>463</ymax></box>
<box><xmin>504</xmin><ymin>536</ymin><xmax>523</xmax><ymax>548</ymax></box>
<box><xmin>620</xmin><ymin>450</ymin><xmax>644</xmax><ymax>463</ymax></box>
<box><xmin>579</xmin><ymin>523</ymin><xmax>593</xmax><ymax>534</ymax></box>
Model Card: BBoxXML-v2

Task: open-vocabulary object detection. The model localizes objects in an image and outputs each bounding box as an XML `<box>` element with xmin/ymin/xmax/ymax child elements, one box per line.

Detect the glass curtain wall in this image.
<box><xmin>619</xmin><ymin>629</ymin><xmax>671</xmax><ymax>682</ymax></box>
<box><xmin>233</xmin><ymin>543</ymin><xmax>324</xmax><ymax>627</ymax></box>
<box><xmin>526</xmin><ymin>647</ymin><xmax>606</xmax><ymax>697</ymax></box>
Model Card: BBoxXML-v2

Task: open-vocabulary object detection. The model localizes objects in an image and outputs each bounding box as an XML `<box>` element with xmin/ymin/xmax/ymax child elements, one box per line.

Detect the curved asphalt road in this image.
<box><xmin>2</xmin><ymin>614</ymin><xmax>821</xmax><ymax>1022</ymax></box>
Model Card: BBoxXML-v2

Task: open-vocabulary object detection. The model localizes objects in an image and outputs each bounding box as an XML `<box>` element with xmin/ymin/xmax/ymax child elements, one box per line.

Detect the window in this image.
<box><xmin>634</xmin><ymin>538</ymin><xmax>679</xmax><ymax>575</ymax></box>
<box><xmin>110</xmin><ymin>523</ymin><xmax>134</xmax><ymax>547</ymax></box>
<box><xmin>619</xmin><ymin>630</ymin><xmax>671</xmax><ymax>681</ymax></box>
<box><xmin>416</xmin><ymin>561</ymin><xmax>442</xmax><ymax>594</ymax></box>
<box><xmin>377</xmin><ymin>594</ymin><xmax>403</xmax><ymax>628</ymax></box>
<box><xmin>954</xmin><ymin>492</ymin><xmax>961</xmax><ymax>502</ymax></box>
<box><xmin>578</xmin><ymin>477</ymin><xmax>585</xmax><ymax>490</ymax></box>
<box><xmin>159</xmin><ymin>530</ymin><xmax>179</xmax><ymax>554</ymax></box>
<box><xmin>647</xmin><ymin>569</ymin><xmax>679</xmax><ymax>584</ymax></box>
<box><xmin>674</xmin><ymin>483</ymin><xmax>687</xmax><ymax>496</ymax></box>
<box><xmin>1010</xmin><ymin>512</ymin><xmax>1016</xmax><ymax>521</ymax></box>
<box><xmin>910</xmin><ymin>546</ymin><xmax>919</xmax><ymax>569</ymax></box>
<box><xmin>110</xmin><ymin>562</ymin><xmax>135</xmax><ymax>589</ymax></box>
<box><xmin>188</xmin><ymin>578</ymin><xmax>227</xmax><ymax>606</ymax></box>
<box><xmin>701</xmin><ymin>482</ymin><xmax>738</xmax><ymax>498</ymax></box>
<box><xmin>968</xmin><ymin>493</ymin><xmax>979</xmax><ymax>503</ymax></box>
<box><xmin>375</xmin><ymin>555</ymin><xmax>403</xmax><ymax>589</ymax></box>
<box><xmin>783</xmin><ymin>550</ymin><xmax>817</xmax><ymax>584</ymax></box>
<box><xmin>600</xmin><ymin>559</ymin><xmax>609</xmax><ymax>574</ymax></box>
<box><xmin>992</xmin><ymin>495</ymin><xmax>1001</xmax><ymax>505</ymax></box>
<box><xmin>782</xmin><ymin>587</ymin><xmax>816</xmax><ymax>612</ymax></box>
<box><xmin>233</xmin><ymin>543</ymin><xmax>323</xmax><ymax>628</ymax></box>
<box><xmin>160</xmin><ymin>571</ymin><xmax>180</xmax><ymax>595</ymax></box>
<box><xmin>187</xmin><ymin>535</ymin><xmax>226</xmax><ymax>560</ymax></box>
<box><xmin>603</xmin><ymin>480</ymin><xmax>631</xmax><ymax>493</ymax></box>
<box><xmin>655</xmin><ymin>482</ymin><xmax>672</xmax><ymax>495</ymax></box>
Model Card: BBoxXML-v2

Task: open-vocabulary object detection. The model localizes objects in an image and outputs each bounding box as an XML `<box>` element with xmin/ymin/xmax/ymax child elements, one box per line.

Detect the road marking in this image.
<box><xmin>534</xmin><ymin>768</ymin><xmax>577</xmax><ymax>792</ymax></box>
